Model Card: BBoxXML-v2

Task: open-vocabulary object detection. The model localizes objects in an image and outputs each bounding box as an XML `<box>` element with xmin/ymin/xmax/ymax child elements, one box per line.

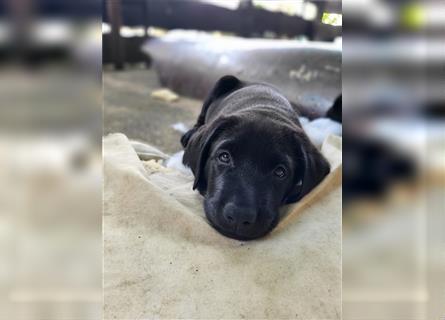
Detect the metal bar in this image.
<box><xmin>106</xmin><ymin>0</ymin><xmax>125</xmax><ymax>70</ymax></box>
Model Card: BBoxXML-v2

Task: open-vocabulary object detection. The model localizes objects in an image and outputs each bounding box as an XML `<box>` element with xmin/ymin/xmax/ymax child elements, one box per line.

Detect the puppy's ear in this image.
<box><xmin>180</xmin><ymin>126</ymin><xmax>198</xmax><ymax>148</ymax></box>
<box><xmin>183</xmin><ymin>116</ymin><xmax>237</xmax><ymax>194</ymax></box>
<box><xmin>182</xmin><ymin>75</ymin><xmax>243</xmax><ymax>143</ymax></box>
<box><xmin>181</xmin><ymin>76</ymin><xmax>243</xmax><ymax>191</ymax></box>
<box><xmin>181</xmin><ymin>75</ymin><xmax>242</xmax><ymax>149</ymax></box>
<box><xmin>285</xmin><ymin>134</ymin><xmax>330</xmax><ymax>203</ymax></box>
<box><xmin>300</xmin><ymin>140</ymin><xmax>331</xmax><ymax>196</ymax></box>
<box><xmin>206</xmin><ymin>75</ymin><xmax>243</xmax><ymax>104</ymax></box>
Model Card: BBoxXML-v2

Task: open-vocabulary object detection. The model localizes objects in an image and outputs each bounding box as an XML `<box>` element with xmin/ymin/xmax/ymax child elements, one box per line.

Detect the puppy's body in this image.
<box><xmin>205</xmin><ymin>84</ymin><xmax>295</xmax><ymax>124</ymax></box>
<box><xmin>182</xmin><ymin>76</ymin><xmax>330</xmax><ymax>240</ymax></box>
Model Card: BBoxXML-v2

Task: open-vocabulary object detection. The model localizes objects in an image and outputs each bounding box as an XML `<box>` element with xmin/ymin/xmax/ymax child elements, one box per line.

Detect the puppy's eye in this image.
<box><xmin>274</xmin><ymin>166</ymin><xmax>287</xmax><ymax>178</ymax></box>
<box><xmin>218</xmin><ymin>151</ymin><xmax>231</xmax><ymax>164</ymax></box>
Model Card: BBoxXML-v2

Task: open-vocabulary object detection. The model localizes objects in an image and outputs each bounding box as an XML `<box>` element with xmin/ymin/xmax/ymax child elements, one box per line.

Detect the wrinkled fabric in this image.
<box><xmin>104</xmin><ymin>133</ymin><xmax>342</xmax><ymax>319</ymax></box>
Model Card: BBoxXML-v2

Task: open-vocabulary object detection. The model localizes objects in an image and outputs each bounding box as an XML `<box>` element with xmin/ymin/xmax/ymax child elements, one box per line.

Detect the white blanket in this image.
<box><xmin>104</xmin><ymin>133</ymin><xmax>342</xmax><ymax>319</ymax></box>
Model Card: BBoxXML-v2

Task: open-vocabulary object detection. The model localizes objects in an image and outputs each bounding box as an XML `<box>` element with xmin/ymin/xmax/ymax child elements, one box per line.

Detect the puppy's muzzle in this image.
<box><xmin>222</xmin><ymin>202</ymin><xmax>257</xmax><ymax>231</ymax></box>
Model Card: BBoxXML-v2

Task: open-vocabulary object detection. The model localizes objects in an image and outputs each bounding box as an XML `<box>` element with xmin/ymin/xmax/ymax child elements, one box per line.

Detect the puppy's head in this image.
<box><xmin>182</xmin><ymin>76</ymin><xmax>330</xmax><ymax>240</ymax></box>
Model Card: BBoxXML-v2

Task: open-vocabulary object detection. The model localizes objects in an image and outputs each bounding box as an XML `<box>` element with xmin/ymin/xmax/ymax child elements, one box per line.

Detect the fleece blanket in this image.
<box><xmin>104</xmin><ymin>133</ymin><xmax>342</xmax><ymax>320</ymax></box>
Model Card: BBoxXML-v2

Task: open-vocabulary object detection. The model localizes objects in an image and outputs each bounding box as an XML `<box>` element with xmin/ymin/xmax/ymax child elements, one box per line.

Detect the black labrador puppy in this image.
<box><xmin>181</xmin><ymin>75</ymin><xmax>330</xmax><ymax>240</ymax></box>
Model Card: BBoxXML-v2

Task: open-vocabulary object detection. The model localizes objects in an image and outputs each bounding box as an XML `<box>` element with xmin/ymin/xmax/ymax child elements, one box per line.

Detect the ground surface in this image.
<box><xmin>103</xmin><ymin>66</ymin><xmax>202</xmax><ymax>154</ymax></box>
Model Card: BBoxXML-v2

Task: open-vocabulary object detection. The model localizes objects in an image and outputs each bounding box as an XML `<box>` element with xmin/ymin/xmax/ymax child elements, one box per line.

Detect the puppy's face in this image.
<box><xmin>183</xmin><ymin>116</ymin><xmax>330</xmax><ymax>240</ymax></box>
<box><xmin>202</xmin><ymin>119</ymin><xmax>304</xmax><ymax>240</ymax></box>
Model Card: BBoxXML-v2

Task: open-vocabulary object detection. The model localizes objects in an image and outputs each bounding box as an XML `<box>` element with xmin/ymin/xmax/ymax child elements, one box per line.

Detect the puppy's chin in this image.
<box><xmin>210</xmin><ymin>217</ymin><xmax>279</xmax><ymax>241</ymax></box>
<box><xmin>203</xmin><ymin>199</ymin><xmax>279</xmax><ymax>241</ymax></box>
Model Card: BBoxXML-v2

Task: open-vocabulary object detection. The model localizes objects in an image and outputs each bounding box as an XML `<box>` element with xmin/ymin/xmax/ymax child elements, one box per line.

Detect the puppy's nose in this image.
<box><xmin>222</xmin><ymin>203</ymin><xmax>257</xmax><ymax>228</ymax></box>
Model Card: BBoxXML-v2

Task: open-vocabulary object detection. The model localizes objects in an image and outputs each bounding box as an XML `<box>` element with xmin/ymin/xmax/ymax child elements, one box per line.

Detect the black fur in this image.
<box><xmin>326</xmin><ymin>95</ymin><xmax>342</xmax><ymax>123</ymax></box>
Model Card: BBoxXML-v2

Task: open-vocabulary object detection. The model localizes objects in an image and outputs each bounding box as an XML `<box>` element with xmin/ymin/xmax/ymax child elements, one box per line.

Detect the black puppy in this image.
<box><xmin>181</xmin><ymin>75</ymin><xmax>330</xmax><ymax>240</ymax></box>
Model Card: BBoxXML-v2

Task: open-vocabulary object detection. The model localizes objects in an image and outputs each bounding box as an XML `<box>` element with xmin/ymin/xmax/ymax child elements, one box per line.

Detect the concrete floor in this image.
<box><xmin>103</xmin><ymin>66</ymin><xmax>202</xmax><ymax>154</ymax></box>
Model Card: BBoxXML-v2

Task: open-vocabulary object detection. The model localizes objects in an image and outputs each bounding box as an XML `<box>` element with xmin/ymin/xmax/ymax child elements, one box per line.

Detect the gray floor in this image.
<box><xmin>103</xmin><ymin>66</ymin><xmax>202</xmax><ymax>154</ymax></box>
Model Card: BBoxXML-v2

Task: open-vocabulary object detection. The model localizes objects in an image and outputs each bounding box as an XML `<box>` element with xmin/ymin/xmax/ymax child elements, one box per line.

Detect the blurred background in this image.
<box><xmin>342</xmin><ymin>0</ymin><xmax>445</xmax><ymax>319</ymax></box>
<box><xmin>0</xmin><ymin>0</ymin><xmax>102</xmax><ymax>319</ymax></box>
